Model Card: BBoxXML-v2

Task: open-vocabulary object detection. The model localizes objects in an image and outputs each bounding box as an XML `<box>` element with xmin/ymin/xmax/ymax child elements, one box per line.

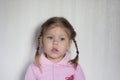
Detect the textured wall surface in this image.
<box><xmin>0</xmin><ymin>0</ymin><xmax>120</xmax><ymax>80</ymax></box>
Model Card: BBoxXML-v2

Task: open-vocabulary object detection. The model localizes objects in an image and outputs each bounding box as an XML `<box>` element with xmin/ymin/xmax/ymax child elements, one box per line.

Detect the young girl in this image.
<box><xmin>25</xmin><ymin>17</ymin><xmax>85</xmax><ymax>80</ymax></box>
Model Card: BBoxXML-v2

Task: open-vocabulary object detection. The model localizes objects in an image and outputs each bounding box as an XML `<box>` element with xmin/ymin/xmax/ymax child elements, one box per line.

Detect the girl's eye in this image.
<box><xmin>47</xmin><ymin>36</ymin><xmax>53</xmax><ymax>39</ymax></box>
<box><xmin>60</xmin><ymin>37</ymin><xmax>65</xmax><ymax>41</ymax></box>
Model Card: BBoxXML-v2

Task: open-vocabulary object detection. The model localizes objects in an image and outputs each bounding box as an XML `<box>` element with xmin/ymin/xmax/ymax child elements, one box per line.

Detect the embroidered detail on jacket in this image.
<box><xmin>65</xmin><ymin>75</ymin><xmax>74</xmax><ymax>80</ymax></box>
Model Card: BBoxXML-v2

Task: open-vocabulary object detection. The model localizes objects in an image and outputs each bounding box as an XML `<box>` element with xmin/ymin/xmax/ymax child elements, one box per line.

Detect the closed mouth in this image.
<box><xmin>51</xmin><ymin>48</ymin><xmax>59</xmax><ymax>53</ymax></box>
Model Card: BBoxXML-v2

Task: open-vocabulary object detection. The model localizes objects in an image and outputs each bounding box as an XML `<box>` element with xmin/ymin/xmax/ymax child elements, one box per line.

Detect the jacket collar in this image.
<box><xmin>40</xmin><ymin>53</ymin><xmax>69</xmax><ymax>65</ymax></box>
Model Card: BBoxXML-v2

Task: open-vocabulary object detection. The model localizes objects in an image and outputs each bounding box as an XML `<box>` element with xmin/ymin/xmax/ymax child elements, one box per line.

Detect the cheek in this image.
<box><xmin>43</xmin><ymin>40</ymin><xmax>52</xmax><ymax>49</ymax></box>
<box><xmin>43</xmin><ymin>44</ymin><xmax>50</xmax><ymax>53</ymax></box>
<box><xmin>60</xmin><ymin>43</ymin><xmax>70</xmax><ymax>51</ymax></box>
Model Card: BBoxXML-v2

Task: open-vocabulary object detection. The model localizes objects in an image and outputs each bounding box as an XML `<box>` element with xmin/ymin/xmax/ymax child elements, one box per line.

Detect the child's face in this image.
<box><xmin>42</xmin><ymin>26</ymin><xmax>71</xmax><ymax>62</ymax></box>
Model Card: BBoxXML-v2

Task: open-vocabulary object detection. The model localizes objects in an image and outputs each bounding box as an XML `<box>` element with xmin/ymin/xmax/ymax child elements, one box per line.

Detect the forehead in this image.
<box><xmin>45</xmin><ymin>25</ymin><xmax>70</xmax><ymax>36</ymax></box>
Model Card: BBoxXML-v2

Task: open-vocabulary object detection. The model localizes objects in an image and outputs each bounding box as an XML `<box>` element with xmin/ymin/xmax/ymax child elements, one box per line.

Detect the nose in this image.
<box><xmin>53</xmin><ymin>39</ymin><xmax>58</xmax><ymax>45</ymax></box>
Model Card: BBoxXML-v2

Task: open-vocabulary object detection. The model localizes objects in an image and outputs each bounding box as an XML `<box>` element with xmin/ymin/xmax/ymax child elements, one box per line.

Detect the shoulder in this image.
<box><xmin>74</xmin><ymin>64</ymin><xmax>86</xmax><ymax>80</ymax></box>
<box><xmin>25</xmin><ymin>63</ymin><xmax>41</xmax><ymax>77</ymax></box>
<box><xmin>76</xmin><ymin>64</ymin><xmax>83</xmax><ymax>71</ymax></box>
<box><xmin>26</xmin><ymin>63</ymin><xmax>37</xmax><ymax>70</ymax></box>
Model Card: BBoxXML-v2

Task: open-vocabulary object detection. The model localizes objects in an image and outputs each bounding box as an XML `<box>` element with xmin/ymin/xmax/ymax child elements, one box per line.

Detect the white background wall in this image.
<box><xmin>0</xmin><ymin>0</ymin><xmax>120</xmax><ymax>80</ymax></box>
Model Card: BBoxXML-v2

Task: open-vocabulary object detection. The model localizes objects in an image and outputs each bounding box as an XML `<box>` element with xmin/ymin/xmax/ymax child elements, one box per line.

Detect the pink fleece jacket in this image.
<box><xmin>25</xmin><ymin>54</ymin><xmax>85</xmax><ymax>80</ymax></box>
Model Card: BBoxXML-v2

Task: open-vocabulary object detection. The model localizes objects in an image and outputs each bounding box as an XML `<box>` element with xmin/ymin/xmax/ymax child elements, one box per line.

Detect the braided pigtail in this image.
<box><xmin>69</xmin><ymin>39</ymin><xmax>79</xmax><ymax>69</ymax></box>
<box><xmin>34</xmin><ymin>36</ymin><xmax>41</xmax><ymax>67</ymax></box>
